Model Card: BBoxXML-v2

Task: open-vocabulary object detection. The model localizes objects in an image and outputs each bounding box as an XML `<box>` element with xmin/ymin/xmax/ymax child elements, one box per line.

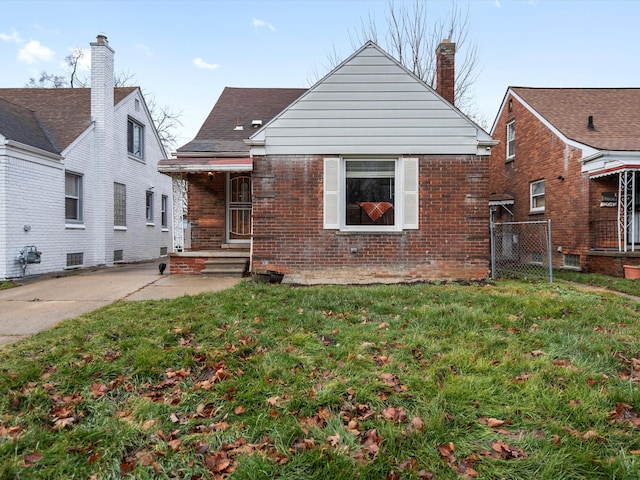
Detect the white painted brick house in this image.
<box><xmin>0</xmin><ymin>35</ymin><xmax>172</xmax><ymax>279</ymax></box>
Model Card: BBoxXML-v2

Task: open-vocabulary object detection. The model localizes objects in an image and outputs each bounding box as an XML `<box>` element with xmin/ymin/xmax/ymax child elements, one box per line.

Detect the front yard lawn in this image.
<box><xmin>1</xmin><ymin>280</ymin><xmax>639</xmax><ymax>479</ymax></box>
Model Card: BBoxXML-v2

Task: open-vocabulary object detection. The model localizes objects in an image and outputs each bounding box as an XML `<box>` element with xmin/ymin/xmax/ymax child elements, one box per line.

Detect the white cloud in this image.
<box><xmin>494</xmin><ymin>1</ymin><xmax>501</xmax><ymax>7</ymax></box>
<box><xmin>18</xmin><ymin>40</ymin><xmax>55</xmax><ymax>64</ymax></box>
<box><xmin>252</xmin><ymin>18</ymin><xmax>275</xmax><ymax>31</ymax></box>
<box><xmin>193</xmin><ymin>57</ymin><xmax>220</xmax><ymax>70</ymax></box>
<box><xmin>136</xmin><ymin>43</ymin><xmax>153</xmax><ymax>57</ymax></box>
<box><xmin>0</xmin><ymin>30</ymin><xmax>23</xmax><ymax>43</ymax></box>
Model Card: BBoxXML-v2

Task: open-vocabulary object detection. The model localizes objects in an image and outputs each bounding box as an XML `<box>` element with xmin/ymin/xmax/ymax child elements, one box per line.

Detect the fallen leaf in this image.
<box><xmin>234</xmin><ymin>405</ymin><xmax>246</xmax><ymax>415</ymax></box>
<box><xmin>488</xmin><ymin>418</ymin><xmax>507</xmax><ymax>428</ymax></box>
<box><xmin>327</xmin><ymin>433</ymin><xmax>341</xmax><ymax>446</ymax></box>
<box><xmin>168</xmin><ymin>439</ymin><xmax>182</xmax><ymax>450</ymax></box>
<box><xmin>24</xmin><ymin>451</ymin><xmax>42</xmax><ymax>466</ymax></box>
<box><xmin>408</xmin><ymin>416</ymin><xmax>424</xmax><ymax>432</ymax></box>
<box><xmin>136</xmin><ymin>450</ymin><xmax>155</xmax><ymax>466</ymax></box>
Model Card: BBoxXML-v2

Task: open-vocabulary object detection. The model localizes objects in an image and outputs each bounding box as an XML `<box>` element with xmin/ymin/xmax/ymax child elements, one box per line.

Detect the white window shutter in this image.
<box><xmin>402</xmin><ymin>157</ymin><xmax>419</xmax><ymax>229</ymax></box>
<box><xmin>323</xmin><ymin>158</ymin><xmax>340</xmax><ymax>229</ymax></box>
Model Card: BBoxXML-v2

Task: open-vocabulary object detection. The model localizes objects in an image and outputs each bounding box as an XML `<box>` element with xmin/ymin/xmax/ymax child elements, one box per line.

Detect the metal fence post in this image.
<box><xmin>490</xmin><ymin>220</ymin><xmax>496</xmax><ymax>280</ymax></box>
<box><xmin>547</xmin><ymin>219</ymin><xmax>553</xmax><ymax>283</ymax></box>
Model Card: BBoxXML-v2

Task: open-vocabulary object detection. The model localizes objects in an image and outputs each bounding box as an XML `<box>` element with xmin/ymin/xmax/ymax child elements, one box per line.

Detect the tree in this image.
<box><xmin>315</xmin><ymin>0</ymin><xmax>483</xmax><ymax>124</ymax></box>
<box><xmin>25</xmin><ymin>52</ymin><xmax>182</xmax><ymax>151</ymax></box>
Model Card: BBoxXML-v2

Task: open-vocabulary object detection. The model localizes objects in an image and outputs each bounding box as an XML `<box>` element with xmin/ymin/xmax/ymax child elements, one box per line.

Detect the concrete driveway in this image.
<box><xmin>0</xmin><ymin>261</ymin><xmax>242</xmax><ymax>346</ymax></box>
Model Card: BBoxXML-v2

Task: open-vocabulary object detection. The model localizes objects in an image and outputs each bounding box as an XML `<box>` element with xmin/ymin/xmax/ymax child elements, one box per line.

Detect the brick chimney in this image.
<box><xmin>436</xmin><ymin>39</ymin><xmax>456</xmax><ymax>105</ymax></box>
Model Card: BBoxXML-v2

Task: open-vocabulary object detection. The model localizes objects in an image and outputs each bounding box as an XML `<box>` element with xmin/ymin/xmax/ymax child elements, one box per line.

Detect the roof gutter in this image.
<box><xmin>4</xmin><ymin>140</ymin><xmax>63</xmax><ymax>161</ymax></box>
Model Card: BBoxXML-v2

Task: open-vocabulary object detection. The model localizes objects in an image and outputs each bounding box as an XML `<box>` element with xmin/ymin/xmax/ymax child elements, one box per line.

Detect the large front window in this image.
<box><xmin>345</xmin><ymin>160</ymin><xmax>395</xmax><ymax>226</ymax></box>
<box><xmin>65</xmin><ymin>172</ymin><xmax>83</xmax><ymax>222</ymax></box>
<box><xmin>323</xmin><ymin>157</ymin><xmax>419</xmax><ymax>232</ymax></box>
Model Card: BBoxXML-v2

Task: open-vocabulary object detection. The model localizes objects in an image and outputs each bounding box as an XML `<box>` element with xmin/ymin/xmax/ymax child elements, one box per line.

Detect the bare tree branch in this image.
<box><xmin>315</xmin><ymin>0</ymin><xmax>483</xmax><ymax>124</ymax></box>
<box><xmin>25</xmin><ymin>61</ymin><xmax>183</xmax><ymax>151</ymax></box>
<box><xmin>25</xmin><ymin>72</ymin><xmax>67</xmax><ymax>88</ymax></box>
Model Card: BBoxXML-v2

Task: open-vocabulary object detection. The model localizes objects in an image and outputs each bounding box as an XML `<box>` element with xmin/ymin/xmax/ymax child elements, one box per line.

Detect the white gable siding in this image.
<box><xmin>257</xmin><ymin>44</ymin><xmax>480</xmax><ymax>156</ymax></box>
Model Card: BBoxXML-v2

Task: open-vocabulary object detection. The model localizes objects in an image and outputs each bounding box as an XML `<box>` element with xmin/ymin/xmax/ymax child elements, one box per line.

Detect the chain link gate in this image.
<box><xmin>490</xmin><ymin>220</ymin><xmax>553</xmax><ymax>282</ymax></box>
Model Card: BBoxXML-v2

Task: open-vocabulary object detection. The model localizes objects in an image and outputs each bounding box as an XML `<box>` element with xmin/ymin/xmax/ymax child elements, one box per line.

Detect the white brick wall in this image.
<box><xmin>0</xmin><ymin>37</ymin><xmax>172</xmax><ymax>280</ymax></box>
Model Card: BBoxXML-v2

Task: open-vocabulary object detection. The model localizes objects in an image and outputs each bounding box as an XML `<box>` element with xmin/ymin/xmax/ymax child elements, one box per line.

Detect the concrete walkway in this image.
<box><xmin>0</xmin><ymin>261</ymin><xmax>242</xmax><ymax>346</ymax></box>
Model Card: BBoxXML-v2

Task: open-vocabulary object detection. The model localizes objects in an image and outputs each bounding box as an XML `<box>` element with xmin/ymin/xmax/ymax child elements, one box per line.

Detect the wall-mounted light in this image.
<box><xmin>208</xmin><ymin>172</ymin><xmax>215</xmax><ymax>182</ymax></box>
<box><xmin>557</xmin><ymin>175</ymin><xmax>565</xmax><ymax>181</ymax></box>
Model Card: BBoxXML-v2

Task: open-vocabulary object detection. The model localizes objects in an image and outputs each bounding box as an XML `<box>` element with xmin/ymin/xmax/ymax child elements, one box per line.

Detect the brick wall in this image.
<box><xmin>186</xmin><ymin>173</ymin><xmax>226</xmax><ymax>249</ymax></box>
<box><xmin>490</xmin><ymin>94</ymin><xmax>591</xmax><ymax>270</ymax></box>
<box><xmin>251</xmin><ymin>154</ymin><xmax>490</xmax><ymax>282</ymax></box>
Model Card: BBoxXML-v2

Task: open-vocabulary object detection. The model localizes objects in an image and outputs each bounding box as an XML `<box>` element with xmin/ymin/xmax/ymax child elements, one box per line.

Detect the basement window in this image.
<box><xmin>66</xmin><ymin>252</ymin><xmax>84</xmax><ymax>267</ymax></box>
<box><xmin>563</xmin><ymin>254</ymin><xmax>580</xmax><ymax>269</ymax></box>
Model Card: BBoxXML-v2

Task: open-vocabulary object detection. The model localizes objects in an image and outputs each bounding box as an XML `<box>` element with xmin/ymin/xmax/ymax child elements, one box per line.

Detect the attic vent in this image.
<box><xmin>234</xmin><ymin>117</ymin><xmax>244</xmax><ymax>131</ymax></box>
<box><xmin>252</xmin><ymin>120</ymin><xmax>263</xmax><ymax>128</ymax></box>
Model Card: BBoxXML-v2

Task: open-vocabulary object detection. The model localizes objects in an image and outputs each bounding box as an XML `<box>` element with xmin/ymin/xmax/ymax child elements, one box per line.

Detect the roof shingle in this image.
<box><xmin>0</xmin><ymin>87</ymin><xmax>137</xmax><ymax>153</ymax></box>
<box><xmin>512</xmin><ymin>87</ymin><xmax>640</xmax><ymax>151</ymax></box>
<box><xmin>178</xmin><ymin>87</ymin><xmax>307</xmax><ymax>154</ymax></box>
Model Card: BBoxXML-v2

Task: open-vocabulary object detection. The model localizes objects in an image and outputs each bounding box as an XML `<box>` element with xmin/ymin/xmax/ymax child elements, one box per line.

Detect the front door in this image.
<box><xmin>226</xmin><ymin>173</ymin><xmax>252</xmax><ymax>243</ymax></box>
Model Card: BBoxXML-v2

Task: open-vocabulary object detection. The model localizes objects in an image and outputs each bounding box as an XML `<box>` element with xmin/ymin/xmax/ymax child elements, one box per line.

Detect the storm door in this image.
<box><xmin>226</xmin><ymin>173</ymin><xmax>252</xmax><ymax>243</ymax></box>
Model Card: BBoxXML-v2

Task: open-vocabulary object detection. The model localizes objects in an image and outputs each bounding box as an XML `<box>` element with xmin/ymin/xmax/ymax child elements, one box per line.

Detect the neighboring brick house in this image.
<box><xmin>0</xmin><ymin>35</ymin><xmax>172</xmax><ymax>279</ymax></box>
<box><xmin>160</xmin><ymin>41</ymin><xmax>496</xmax><ymax>283</ymax></box>
<box><xmin>490</xmin><ymin>87</ymin><xmax>640</xmax><ymax>276</ymax></box>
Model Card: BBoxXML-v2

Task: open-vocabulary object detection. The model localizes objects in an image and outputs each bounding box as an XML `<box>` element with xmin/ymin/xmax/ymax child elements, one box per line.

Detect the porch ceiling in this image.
<box><xmin>158</xmin><ymin>157</ymin><xmax>252</xmax><ymax>173</ymax></box>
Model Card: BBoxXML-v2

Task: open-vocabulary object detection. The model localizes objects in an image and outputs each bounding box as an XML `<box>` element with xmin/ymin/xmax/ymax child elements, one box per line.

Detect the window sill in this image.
<box><xmin>505</xmin><ymin>157</ymin><xmax>515</xmax><ymax>163</ymax></box>
<box><xmin>128</xmin><ymin>154</ymin><xmax>146</xmax><ymax>164</ymax></box>
<box><xmin>336</xmin><ymin>230</ymin><xmax>406</xmax><ymax>236</ymax></box>
<box><xmin>528</xmin><ymin>210</ymin><xmax>545</xmax><ymax>215</ymax></box>
<box><xmin>65</xmin><ymin>223</ymin><xmax>85</xmax><ymax>230</ymax></box>
<box><xmin>161</xmin><ymin>227</ymin><xmax>169</xmax><ymax>232</ymax></box>
<box><xmin>114</xmin><ymin>226</ymin><xmax>127</xmax><ymax>231</ymax></box>
<box><xmin>146</xmin><ymin>222</ymin><xmax>155</xmax><ymax>227</ymax></box>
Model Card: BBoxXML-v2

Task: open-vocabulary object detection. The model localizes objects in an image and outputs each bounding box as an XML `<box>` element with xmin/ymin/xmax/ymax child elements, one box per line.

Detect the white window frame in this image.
<box><xmin>65</xmin><ymin>171</ymin><xmax>83</xmax><ymax>223</ymax></box>
<box><xmin>146</xmin><ymin>190</ymin><xmax>154</xmax><ymax>224</ymax></box>
<box><xmin>324</xmin><ymin>157</ymin><xmax>419</xmax><ymax>232</ymax></box>
<box><xmin>161</xmin><ymin>194</ymin><xmax>168</xmax><ymax>228</ymax></box>
<box><xmin>127</xmin><ymin>118</ymin><xmax>144</xmax><ymax>159</ymax></box>
<box><xmin>530</xmin><ymin>179</ymin><xmax>545</xmax><ymax>213</ymax></box>
<box><xmin>506</xmin><ymin>121</ymin><xmax>515</xmax><ymax>160</ymax></box>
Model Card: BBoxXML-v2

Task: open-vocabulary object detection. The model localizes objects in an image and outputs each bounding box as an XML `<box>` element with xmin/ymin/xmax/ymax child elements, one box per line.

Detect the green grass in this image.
<box><xmin>554</xmin><ymin>269</ymin><xmax>640</xmax><ymax>297</ymax></box>
<box><xmin>1</xmin><ymin>280</ymin><xmax>640</xmax><ymax>479</ymax></box>
<box><xmin>0</xmin><ymin>280</ymin><xmax>17</xmax><ymax>291</ymax></box>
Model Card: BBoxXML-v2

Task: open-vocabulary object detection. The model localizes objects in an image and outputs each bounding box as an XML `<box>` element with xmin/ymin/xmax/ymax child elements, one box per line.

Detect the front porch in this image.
<box><xmin>169</xmin><ymin>246</ymin><xmax>250</xmax><ymax>276</ymax></box>
<box><xmin>587</xmin><ymin>167</ymin><xmax>640</xmax><ymax>276</ymax></box>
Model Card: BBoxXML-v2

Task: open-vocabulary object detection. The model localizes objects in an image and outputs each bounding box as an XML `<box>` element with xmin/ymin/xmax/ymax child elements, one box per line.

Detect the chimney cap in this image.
<box><xmin>96</xmin><ymin>34</ymin><xmax>108</xmax><ymax>44</ymax></box>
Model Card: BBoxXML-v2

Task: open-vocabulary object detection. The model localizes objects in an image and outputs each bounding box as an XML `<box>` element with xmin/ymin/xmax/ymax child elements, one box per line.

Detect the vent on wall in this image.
<box><xmin>114</xmin><ymin>249</ymin><xmax>124</xmax><ymax>262</ymax></box>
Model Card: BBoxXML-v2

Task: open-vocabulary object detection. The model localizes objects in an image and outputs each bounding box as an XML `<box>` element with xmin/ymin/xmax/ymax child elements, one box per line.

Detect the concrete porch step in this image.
<box><xmin>201</xmin><ymin>257</ymin><xmax>248</xmax><ymax>277</ymax></box>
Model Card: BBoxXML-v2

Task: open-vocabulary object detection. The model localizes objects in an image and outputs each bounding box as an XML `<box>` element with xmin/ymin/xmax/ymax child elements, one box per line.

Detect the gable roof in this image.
<box><xmin>0</xmin><ymin>97</ymin><xmax>58</xmax><ymax>154</ymax></box>
<box><xmin>0</xmin><ymin>87</ymin><xmax>137</xmax><ymax>153</ymax></box>
<box><xmin>177</xmin><ymin>87</ymin><xmax>307</xmax><ymax>155</ymax></box>
<box><xmin>508</xmin><ymin>87</ymin><xmax>640</xmax><ymax>151</ymax></box>
<box><xmin>249</xmin><ymin>41</ymin><xmax>495</xmax><ymax>156</ymax></box>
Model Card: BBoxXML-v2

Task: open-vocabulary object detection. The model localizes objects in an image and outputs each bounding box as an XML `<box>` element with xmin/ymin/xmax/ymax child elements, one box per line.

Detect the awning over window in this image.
<box><xmin>158</xmin><ymin>157</ymin><xmax>252</xmax><ymax>173</ymax></box>
<box><xmin>488</xmin><ymin>193</ymin><xmax>514</xmax><ymax>206</ymax></box>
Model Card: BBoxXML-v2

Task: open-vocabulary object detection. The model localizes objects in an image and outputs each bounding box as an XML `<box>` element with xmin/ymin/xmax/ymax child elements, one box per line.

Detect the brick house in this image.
<box><xmin>489</xmin><ymin>87</ymin><xmax>640</xmax><ymax>276</ymax></box>
<box><xmin>160</xmin><ymin>41</ymin><xmax>496</xmax><ymax>283</ymax></box>
<box><xmin>0</xmin><ymin>35</ymin><xmax>172</xmax><ymax>279</ymax></box>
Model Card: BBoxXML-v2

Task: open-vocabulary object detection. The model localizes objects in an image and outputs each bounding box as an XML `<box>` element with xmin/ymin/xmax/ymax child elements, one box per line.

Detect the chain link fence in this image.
<box><xmin>490</xmin><ymin>220</ymin><xmax>553</xmax><ymax>282</ymax></box>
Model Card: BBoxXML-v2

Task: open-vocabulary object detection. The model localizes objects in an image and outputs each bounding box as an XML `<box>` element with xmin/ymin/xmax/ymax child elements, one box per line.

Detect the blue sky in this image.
<box><xmin>2</xmin><ymin>0</ymin><xmax>639</xmax><ymax>149</ymax></box>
